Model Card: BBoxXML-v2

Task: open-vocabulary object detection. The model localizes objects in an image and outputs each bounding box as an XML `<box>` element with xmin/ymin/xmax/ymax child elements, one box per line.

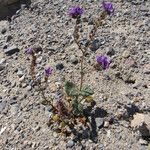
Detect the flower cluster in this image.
<box><xmin>25</xmin><ymin>47</ymin><xmax>33</xmax><ymax>54</ymax></box>
<box><xmin>45</xmin><ymin>67</ymin><xmax>53</xmax><ymax>77</ymax></box>
<box><xmin>69</xmin><ymin>6</ymin><xmax>84</xmax><ymax>19</ymax></box>
<box><xmin>96</xmin><ymin>55</ymin><xmax>110</xmax><ymax>69</ymax></box>
<box><xmin>102</xmin><ymin>2</ymin><xmax>114</xmax><ymax>15</ymax></box>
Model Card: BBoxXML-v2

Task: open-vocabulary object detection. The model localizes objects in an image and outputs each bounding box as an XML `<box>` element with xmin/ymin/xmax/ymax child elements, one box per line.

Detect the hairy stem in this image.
<box><xmin>31</xmin><ymin>53</ymin><xmax>36</xmax><ymax>80</ymax></box>
<box><xmin>38</xmin><ymin>82</ymin><xmax>55</xmax><ymax>110</ymax></box>
<box><xmin>79</xmin><ymin>52</ymin><xmax>84</xmax><ymax>91</ymax></box>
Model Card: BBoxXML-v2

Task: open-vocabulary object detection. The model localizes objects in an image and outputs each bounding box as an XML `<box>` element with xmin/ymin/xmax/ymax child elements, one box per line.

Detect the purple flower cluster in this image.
<box><xmin>25</xmin><ymin>47</ymin><xmax>33</xmax><ymax>54</ymax></box>
<box><xmin>102</xmin><ymin>2</ymin><xmax>114</xmax><ymax>15</ymax></box>
<box><xmin>69</xmin><ymin>6</ymin><xmax>84</xmax><ymax>19</ymax></box>
<box><xmin>96</xmin><ymin>55</ymin><xmax>110</xmax><ymax>69</ymax></box>
<box><xmin>45</xmin><ymin>67</ymin><xmax>53</xmax><ymax>76</ymax></box>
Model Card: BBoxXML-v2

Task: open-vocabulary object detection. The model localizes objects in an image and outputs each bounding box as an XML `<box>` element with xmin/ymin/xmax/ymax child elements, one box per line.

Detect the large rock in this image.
<box><xmin>0</xmin><ymin>0</ymin><xmax>19</xmax><ymax>5</ymax></box>
<box><xmin>4</xmin><ymin>45</ymin><xmax>20</xmax><ymax>55</ymax></box>
<box><xmin>131</xmin><ymin>113</ymin><xmax>150</xmax><ymax>137</ymax></box>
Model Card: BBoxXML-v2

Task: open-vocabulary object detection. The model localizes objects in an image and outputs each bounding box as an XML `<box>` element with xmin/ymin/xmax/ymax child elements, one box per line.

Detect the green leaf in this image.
<box><xmin>64</xmin><ymin>81</ymin><xmax>79</xmax><ymax>97</ymax></box>
<box><xmin>72</xmin><ymin>99</ymin><xmax>83</xmax><ymax>116</ymax></box>
<box><xmin>80</xmin><ymin>86</ymin><xmax>94</xmax><ymax>97</ymax></box>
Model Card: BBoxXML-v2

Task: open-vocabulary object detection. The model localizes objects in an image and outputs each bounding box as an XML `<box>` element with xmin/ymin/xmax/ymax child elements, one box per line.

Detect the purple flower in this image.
<box><xmin>102</xmin><ymin>2</ymin><xmax>114</xmax><ymax>15</ymax></box>
<box><xmin>45</xmin><ymin>67</ymin><xmax>53</xmax><ymax>76</ymax></box>
<box><xmin>69</xmin><ymin>6</ymin><xmax>84</xmax><ymax>18</ymax></box>
<box><xmin>25</xmin><ymin>47</ymin><xmax>33</xmax><ymax>54</ymax></box>
<box><xmin>96</xmin><ymin>55</ymin><xmax>110</xmax><ymax>69</ymax></box>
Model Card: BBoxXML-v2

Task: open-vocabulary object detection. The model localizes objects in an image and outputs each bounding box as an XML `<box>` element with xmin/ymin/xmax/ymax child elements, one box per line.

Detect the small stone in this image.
<box><xmin>17</xmin><ymin>70</ymin><xmax>24</xmax><ymax>77</ymax></box>
<box><xmin>66</xmin><ymin>140</ymin><xmax>74</xmax><ymax>148</ymax></box>
<box><xmin>139</xmin><ymin>139</ymin><xmax>148</xmax><ymax>145</ymax></box>
<box><xmin>143</xmin><ymin>64</ymin><xmax>150</xmax><ymax>74</ymax></box>
<box><xmin>106</xmin><ymin>47</ymin><xmax>115</xmax><ymax>56</ymax></box>
<box><xmin>49</xmin><ymin>83</ymin><xmax>57</xmax><ymax>92</ymax></box>
<box><xmin>10</xmin><ymin>104</ymin><xmax>19</xmax><ymax>115</ymax></box>
<box><xmin>122</xmin><ymin>50</ymin><xmax>130</xmax><ymax>58</ymax></box>
<box><xmin>90</xmin><ymin>39</ymin><xmax>100</xmax><ymax>51</ymax></box>
<box><xmin>6</xmin><ymin>35</ymin><xmax>13</xmax><ymax>42</ymax></box>
<box><xmin>124</xmin><ymin>57</ymin><xmax>136</xmax><ymax>69</ymax></box>
<box><xmin>34</xmin><ymin>126</ymin><xmax>41</xmax><ymax>132</ymax></box>
<box><xmin>4</xmin><ymin>45</ymin><xmax>20</xmax><ymax>55</ymax></box>
<box><xmin>56</xmin><ymin>63</ymin><xmax>64</xmax><ymax>70</ymax></box>
<box><xmin>95</xmin><ymin>118</ymin><xmax>104</xmax><ymax>129</ymax></box>
<box><xmin>0</xmin><ymin>101</ymin><xmax>6</xmax><ymax>112</ymax></box>
<box><xmin>19</xmin><ymin>75</ymin><xmax>25</xmax><ymax>82</ymax></box>
<box><xmin>22</xmin><ymin>83</ymin><xmax>27</xmax><ymax>88</ymax></box>
<box><xmin>26</xmin><ymin>85</ymin><xmax>32</xmax><ymax>91</ymax></box>
<box><xmin>0</xmin><ymin>64</ymin><xmax>5</xmax><ymax>71</ymax></box>
<box><xmin>1</xmin><ymin>28</ymin><xmax>6</xmax><ymax>34</ymax></box>
<box><xmin>70</xmin><ymin>55</ymin><xmax>78</xmax><ymax>64</ymax></box>
<box><xmin>104</xmin><ymin>121</ymin><xmax>109</xmax><ymax>128</ymax></box>
<box><xmin>53</xmin><ymin>132</ymin><xmax>58</xmax><ymax>138</ymax></box>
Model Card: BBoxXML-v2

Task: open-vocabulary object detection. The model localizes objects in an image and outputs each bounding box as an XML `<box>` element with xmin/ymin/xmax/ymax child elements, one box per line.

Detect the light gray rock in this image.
<box><xmin>10</xmin><ymin>104</ymin><xmax>19</xmax><ymax>115</ymax></box>
<box><xmin>95</xmin><ymin>118</ymin><xmax>104</xmax><ymax>129</ymax></box>
<box><xmin>66</xmin><ymin>140</ymin><xmax>74</xmax><ymax>148</ymax></box>
<box><xmin>139</xmin><ymin>139</ymin><xmax>148</xmax><ymax>145</ymax></box>
<box><xmin>70</xmin><ymin>55</ymin><xmax>78</xmax><ymax>64</ymax></box>
<box><xmin>0</xmin><ymin>101</ymin><xmax>6</xmax><ymax>112</ymax></box>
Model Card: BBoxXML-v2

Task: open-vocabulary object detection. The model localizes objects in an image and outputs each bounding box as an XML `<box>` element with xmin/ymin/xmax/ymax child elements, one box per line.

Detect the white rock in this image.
<box><xmin>139</xmin><ymin>139</ymin><xmax>148</xmax><ymax>145</ymax></box>
<box><xmin>131</xmin><ymin>113</ymin><xmax>150</xmax><ymax>136</ymax></box>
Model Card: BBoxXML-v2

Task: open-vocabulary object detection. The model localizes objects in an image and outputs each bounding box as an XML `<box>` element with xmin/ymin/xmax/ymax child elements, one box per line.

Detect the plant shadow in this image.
<box><xmin>0</xmin><ymin>0</ymin><xmax>31</xmax><ymax>21</ymax></box>
<box><xmin>70</xmin><ymin>105</ymin><xmax>108</xmax><ymax>145</ymax></box>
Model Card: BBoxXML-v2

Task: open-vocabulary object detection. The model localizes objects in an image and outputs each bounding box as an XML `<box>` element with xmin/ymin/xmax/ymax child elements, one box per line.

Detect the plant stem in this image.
<box><xmin>79</xmin><ymin>51</ymin><xmax>84</xmax><ymax>91</ymax></box>
<box><xmin>37</xmin><ymin>81</ymin><xmax>55</xmax><ymax>111</ymax></box>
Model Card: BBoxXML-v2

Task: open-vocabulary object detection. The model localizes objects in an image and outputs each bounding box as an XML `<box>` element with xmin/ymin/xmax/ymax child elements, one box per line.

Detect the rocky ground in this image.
<box><xmin>0</xmin><ymin>0</ymin><xmax>150</xmax><ymax>149</ymax></box>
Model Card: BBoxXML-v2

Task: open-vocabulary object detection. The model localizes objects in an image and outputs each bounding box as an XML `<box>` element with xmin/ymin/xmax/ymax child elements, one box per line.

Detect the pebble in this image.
<box><xmin>106</xmin><ymin>47</ymin><xmax>115</xmax><ymax>56</ymax></box>
<box><xmin>56</xmin><ymin>63</ymin><xmax>64</xmax><ymax>70</ymax></box>
<box><xmin>90</xmin><ymin>39</ymin><xmax>100</xmax><ymax>51</ymax></box>
<box><xmin>0</xmin><ymin>64</ymin><xmax>5</xmax><ymax>71</ymax></box>
<box><xmin>0</xmin><ymin>101</ymin><xmax>6</xmax><ymax>112</ymax></box>
<box><xmin>70</xmin><ymin>55</ymin><xmax>78</xmax><ymax>64</ymax></box>
<box><xmin>19</xmin><ymin>75</ymin><xmax>25</xmax><ymax>82</ymax></box>
<box><xmin>122</xmin><ymin>50</ymin><xmax>130</xmax><ymax>58</ymax></box>
<box><xmin>104</xmin><ymin>121</ymin><xmax>109</xmax><ymax>128</ymax></box>
<box><xmin>17</xmin><ymin>70</ymin><xmax>24</xmax><ymax>77</ymax></box>
<box><xmin>1</xmin><ymin>28</ymin><xmax>7</xmax><ymax>34</ymax></box>
<box><xmin>66</xmin><ymin>140</ymin><xmax>74</xmax><ymax>148</ymax></box>
<box><xmin>95</xmin><ymin>118</ymin><xmax>104</xmax><ymax>129</ymax></box>
<box><xmin>10</xmin><ymin>104</ymin><xmax>19</xmax><ymax>115</ymax></box>
<box><xmin>26</xmin><ymin>85</ymin><xmax>32</xmax><ymax>91</ymax></box>
<box><xmin>0</xmin><ymin>59</ymin><xmax>6</xmax><ymax>71</ymax></box>
<box><xmin>139</xmin><ymin>139</ymin><xmax>148</xmax><ymax>145</ymax></box>
<box><xmin>6</xmin><ymin>35</ymin><xmax>13</xmax><ymax>42</ymax></box>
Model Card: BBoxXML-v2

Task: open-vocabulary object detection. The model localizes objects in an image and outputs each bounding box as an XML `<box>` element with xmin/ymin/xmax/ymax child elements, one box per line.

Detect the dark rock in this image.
<box><xmin>106</xmin><ymin>47</ymin><xmax>115</xmax><ymax>56</ymax></box>
<box><xmin>6</xmin><ymin>35</ymin><xmax>13</xmax><ymax>42</ymax></box>
<box><xmin>0</xmin><ymin>64</ymin><xmax>5</xmax><ymax>71</ymax></box>
<box><xmin>4</xmin><ymin>45</ymin><xmax>20</xmax><ymax>55</ymax></box>
<box><xmin>1</xmin><ymin>28</ymin><xmax>7</xmax><ymax>34</ymax></box>
<box><xmin>56</xmin><ymin>63</ymin><xmax>64</xmax><ymax>70</ymax></box>
<box><xmin>90</xmin><ymin>39</ymin><xmax>100</xmax><ymax>51</ymax></box>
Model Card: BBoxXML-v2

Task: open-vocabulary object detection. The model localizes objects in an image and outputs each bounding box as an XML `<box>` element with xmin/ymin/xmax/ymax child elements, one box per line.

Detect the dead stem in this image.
<box><xmin>30</xmin><ymin>53</ymin><xmax>36</xmax><ymax>80</ymax></box>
